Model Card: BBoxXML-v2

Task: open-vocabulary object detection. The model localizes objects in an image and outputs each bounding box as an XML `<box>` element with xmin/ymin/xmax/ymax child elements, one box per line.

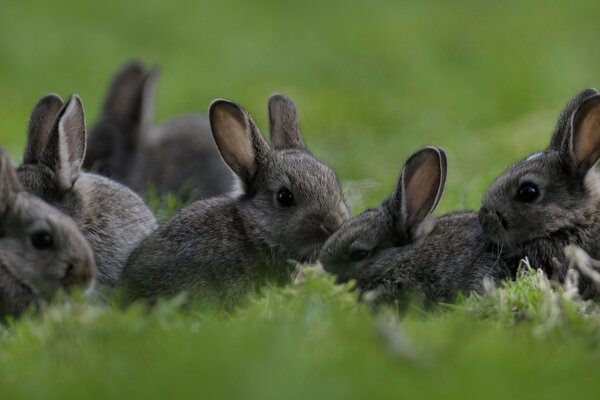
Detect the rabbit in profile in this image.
<box><xmin>0</xmin><ymin>148</ymin><xmax>95</xmax><ymax>319</ymax></box>
<box><xmin>84</xmin><ymin>61</ymin><xmax>234</xmax><ymax>202</ymax></box>
<box><xmin>17</xmin><ymin>94</ymin><xmax>157</xmax><ymax>298</ymax></box>
<box><xmin>319</xmin><ymin>147</ymin><xmax>509</xmax><ymax>304</ymax></box>
<box><xmin>480</xmin><ymin>88</ymin><xmax>600</xmax><ymax>298</ymax></box>
<box><xmin>123</xmin><ymin>94</ymin><xmax>349</xmax><ymax>307</ymax></box>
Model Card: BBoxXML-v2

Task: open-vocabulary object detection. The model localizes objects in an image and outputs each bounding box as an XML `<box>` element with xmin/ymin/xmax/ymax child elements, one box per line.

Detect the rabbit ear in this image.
<box><xmin>549</xmin><ymin>88</ymin><xmax>599</xmax><ymax>151</ymax></box>
<box><xmin>268</xmin><ymin>94</ymin><xmax>305</xmax><ymax>150</ymax></box>
<box><xmin>136</xmin><ymin>67</ymin><xmax>158</xmax><ymax>134</ymax></box>
<box><xmin>42</xmin><ymin>95</ymin><xmax>87</xmax><ymax>191</ymax></box>
<box><xmin>392</xmin><ymin>147</ymin><xmax>447</xmax><ymax>233</ymax></box>
<box><xmin>23</xmin><ymin>94</ymin><xmax>64</xmax><ymax>164</ymax></box>
<box><xmin>209</xmin><ymin>99</ymin><xmax>269</xmax><ymax>184</ymax></box>
<box><xmin>102</xmin><ymin>61</ymin><xmax>147</xmax><ymax>120</ymax></box>
<box><xmin>0</xmin><ymin>148</ymin><xmax>22</xmax><ymax>215</ymax></box>
<box><xmin>122</xmin><ymin>66</ymin><xmax>158</xmax><ymax>151</ymax></box>
<box><xmin>564</xmin><ymin>94</ymin><xmax>600</xmax><ymax>178</ymax></box>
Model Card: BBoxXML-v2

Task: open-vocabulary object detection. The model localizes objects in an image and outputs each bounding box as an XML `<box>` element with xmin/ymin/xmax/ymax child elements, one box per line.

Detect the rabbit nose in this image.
<box><xmin>320</xmin><ymin>215</ymin><xmax>345</xmax><ymax>235</ymax></box>
<box><xmin>61</xmin><ymin>259</ymin><xmax>94</xmax><ymax>289</ymax></box>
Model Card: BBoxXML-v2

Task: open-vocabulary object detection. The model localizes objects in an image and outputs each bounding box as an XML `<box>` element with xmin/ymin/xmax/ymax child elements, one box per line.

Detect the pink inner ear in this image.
<box><xmin>405</xmin><ymin>156</ymin><xmax>441</xmax><ymax>220</ymax></box>
<box><xmin>574</xmin><ymin>102</ymin><xmax>600</xmax><ymax>168</ymax></box>
<box><xmin>211</xmin><ymin>105</ymin><xmax>256</xmax><ymax>177</ymax></box>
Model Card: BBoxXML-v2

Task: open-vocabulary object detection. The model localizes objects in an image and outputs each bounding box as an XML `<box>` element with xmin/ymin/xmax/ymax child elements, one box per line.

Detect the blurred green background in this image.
<box><xmin>3</xmin><ymin>0</ymin><xmax>599</xmax><ymax>211</ymax></box>
<box><xmin>2</xmin><ymin>0</ymin><xmax>600</xmax><ymax>398</ymax></box>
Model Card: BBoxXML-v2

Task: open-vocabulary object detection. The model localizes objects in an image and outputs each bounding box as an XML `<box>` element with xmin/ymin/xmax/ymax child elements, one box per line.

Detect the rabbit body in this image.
<box><xmin>17</xmin><ymin>94</ymin><xmax>157</xmax><ymax>296</ymax></box>
<box><xmin>85</xmin><ymin>61</ymin><xmax>233</xmax><ymax>201</ymax></box>
<box><xmin>123</xmin><ymin>94</ymin><xmax>349</xmax><ymax>307</ymax></box>
<box><xmin>319</xmin><ymin>147</ymin><xmax>508</xmax><ymax>303</ymax></box>
<box><xmin>480</xmin><ymin>88</ymin><xmax>600</xmax><ymax>298</ymax></box>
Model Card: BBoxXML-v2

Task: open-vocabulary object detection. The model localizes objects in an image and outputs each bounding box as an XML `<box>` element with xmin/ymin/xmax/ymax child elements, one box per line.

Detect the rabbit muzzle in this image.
<box><xmin>479</xmin><ymin>207</ymin><xmax>509</xmax><ymax>244</ymax></box>
<box><xmin>60</xmin><ymin>257</ymin><xmax>95</xmax><ymax>291</ymax></box>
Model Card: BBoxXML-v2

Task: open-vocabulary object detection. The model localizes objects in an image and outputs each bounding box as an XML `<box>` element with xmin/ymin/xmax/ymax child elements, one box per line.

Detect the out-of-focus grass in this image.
<box><xmin>2</xmin><ymin>269</ymin><xmax>600</xmax><ymax>399</ymax></box>
<box><xmin>2</xmin><ymin>0</ymin><xmax>600</xmax><ymax>398</ymax></box>
<box><xmin>2</xmin><ymin>0</ymin><xmax>600</xmax><ymax>209</ymax></box>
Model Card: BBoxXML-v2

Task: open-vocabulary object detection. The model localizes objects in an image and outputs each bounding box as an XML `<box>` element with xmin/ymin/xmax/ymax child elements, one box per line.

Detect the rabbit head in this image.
<box><xmin>17</xmin><ymin>94</ymin><xmax>87</xmax><ymax>214</ymax></box>
<box><xmin>319</xmin><ymin>147</ymin><xmax>447</xmax><ymax>283</ymax></box>
<box><xmin>84</xmin><ymin>61</ymin><xmax>157</xmax><ymax>181</ymax></box>
<box><xmin>480</xmin><ymin>88</ymin><xmax>600</xmax><ymax>248</ymax></box>
<box><xmin>0</xmin><ymin>148</ymin><xmax>95</xmax><ymax>317</ymax></box>
<box><xmin>209</xmin><ymin>94</ymin><xmax>349</xmax><ymax>262</ymax></box>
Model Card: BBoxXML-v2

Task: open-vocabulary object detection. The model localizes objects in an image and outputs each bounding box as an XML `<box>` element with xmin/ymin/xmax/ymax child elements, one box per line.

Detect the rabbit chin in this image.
<box><xmin>294</xmin><ymin>244</ymin><xmax>324</xmax><ymax>264</ymax></box>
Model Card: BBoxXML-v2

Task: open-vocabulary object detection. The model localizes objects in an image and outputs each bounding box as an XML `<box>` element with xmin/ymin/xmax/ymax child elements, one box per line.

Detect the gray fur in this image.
<box><xmin>122</xmin><ymin>94</ymin><xmax>349</xmax><ymax>307</ymax></box>
<box><xmin>17</xmin><ymin>94</ymin><xmax>157</xmax><ymax>298</ymax></box>
<box><xmin>0</xmin><ymin>148</ymin><xmax>95</xmax><ymax>319</ymax></box>
<box><xmin>84</xmin><ymin>61</ymin><xmax>234</xmax><ymax>202</ymax></box>
<box><xmin>480</xmin><ymin>88</ymin><xmax>600</xmax><ymax>298</ymax></box>
<box><xmin>319</xmin><ymin>147</ymin><xmax>509</xmax><ymax>303</ymax></box>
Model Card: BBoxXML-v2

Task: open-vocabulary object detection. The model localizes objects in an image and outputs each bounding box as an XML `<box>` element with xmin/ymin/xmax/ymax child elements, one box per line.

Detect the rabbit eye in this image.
<box><xmin>31</xmin><ymin>231</ymin><xmax>54</xmax><ymax>250</ymax></box>
<box><xmin>276</xmin><ymin>188</ymin><xmax>296</xmax><ymax>207</ymax></box>
<box><xmin>517</xmin><ymin>182</ymin><xmax>540</xmax><ymax>203</ymax></box>
<box><xmin>348</xmin><ymin>249</ymin><xmax>370</xmax><ymax>262</ymax></box>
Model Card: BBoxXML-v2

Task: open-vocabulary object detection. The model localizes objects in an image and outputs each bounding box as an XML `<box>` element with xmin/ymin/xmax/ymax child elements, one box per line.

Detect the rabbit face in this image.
<box><xmin>0</xmin><ymin>149</ymin><xmax>95</xmax><ymax>314</ymax></box>
<box><xmin>480</xmin><ymin>89</ymin><xmax>600</xmax><ymax>248</ymax></box>
<box><xmin>319</xmin><ymin>207</ymin><xmax>397</xmax><ymax>282</ymax></box>
<box><xmin>0</xmin><ymin>194</ymin><xmax>95</xmax><ymax>299</ymax></box>
<box><xmin>480</xmin><ymin>151</ymin><xmax>592</xmax><ymax>247</ymax></box>
<box><xmin>319</xmin><ymin>147</ymin><xmax>447</xmax><ymax>284</ymax></box>
<box><xmin>248</xmin><ymin>149</ymin><xmax>349</xmax><ymax>262</ymax></box>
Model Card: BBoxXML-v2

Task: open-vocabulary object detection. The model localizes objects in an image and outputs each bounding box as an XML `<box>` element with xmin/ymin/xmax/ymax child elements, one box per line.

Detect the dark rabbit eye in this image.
<box><xmin>517</xmin><ymin>183</ymin><xmax>540</xmax><ymax>202</ymax></box>
<box><xmin>348</xmin><ymin>249</ymin><xmax>370</xmax><ymax>262</ymax></box>
<box><xmin>276</xmin><ymin>188</ymin><xmax>296</xmax><ymax>207</ymax></box>
<box><xmin>31</xmin><ymin>231</ymin><xmax>54</xmax><ymax>250</ymax></box>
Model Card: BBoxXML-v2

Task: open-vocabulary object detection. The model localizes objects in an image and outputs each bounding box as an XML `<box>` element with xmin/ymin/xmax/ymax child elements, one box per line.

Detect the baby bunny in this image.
<box><xmin>123</xmin><ymin>94</ymin><xmax>349</xmax><ymax>307</ymax></box>
<box><xmin>480</xmin><ymin>88</ymin><xmax>600</xmax><ymax>298</ymax></box>
<box><xmin>17</xmin><ymin>94</ymin><xmax>157</xmax><ymax>298</ymax></box>
<box><xmin>0</xmin><ymin>148</ymin><xmax>95</xmax><ymax>319</ymax></box>
<box><xmin>84</xmin><ymin>61</ymin><xmax>234</xmax><ymax>202</ymax></box>
<box><xmin>319</xmin><ymin>147</ymin><xmax>508</xmax><ymax>304</ymax></box>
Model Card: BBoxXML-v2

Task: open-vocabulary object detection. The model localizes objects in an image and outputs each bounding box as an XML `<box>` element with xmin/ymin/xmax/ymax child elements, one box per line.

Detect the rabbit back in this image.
<box><xmin>128</xmin><ymin>114</ymin><xmax>234</xmax><ymax>201</ymax></box>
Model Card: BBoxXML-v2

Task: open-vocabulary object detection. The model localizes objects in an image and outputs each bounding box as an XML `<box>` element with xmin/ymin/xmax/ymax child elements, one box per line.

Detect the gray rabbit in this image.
<box><xmin>17</xmin><ymin>94</ymin><xmax>157</xmax><ymax>298</ymax></box>
<box><xmin>0</xmin><ymin>148</ymin><xmax>95</xmax><ymax>319</ymax></box>
<box><xmin>84</xmin><ymin>61</ymin><xmax>234</xmax><ymax>202</ymax></box>
<box><xmin>319</xmin><ymin>147</ymin><xmax>509</xmax><ymax>304</ymax></box>
<box><xmin>122</xmin><ymin>94</ymin><xmax>349</xmax><ymax>307</ymax></box>
<box><xmin>480</xmin><ymin>88</ymin><xmax>600</xmax><ymax>298</ymax></box>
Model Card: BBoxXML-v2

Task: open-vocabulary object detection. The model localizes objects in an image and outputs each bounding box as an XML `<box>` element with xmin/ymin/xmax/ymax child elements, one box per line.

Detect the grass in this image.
<box><xmin>2</xmin><ymin>0</ymin><xmax>600</xmax><ymax>398</ymax></box>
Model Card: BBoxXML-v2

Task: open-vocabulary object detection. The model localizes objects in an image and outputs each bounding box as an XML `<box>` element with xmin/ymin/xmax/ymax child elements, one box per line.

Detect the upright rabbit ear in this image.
<box><xmin>563</xmin><ymin>94</ymin><xmax>600</xmax><ymax>178</ymax></box>
<box><xmin>210</xmin><ymin>100</ymin><xmax>269</xmax><ymax>185</ymax></box>
<box><xmin>102</xmin><ymin>61</ymin><xmax>147</xmax><ymax>119</ymax></box>
<box><xmin>549</xmin><ymin>88</ymin><xmax>599</xmax><ymax>151</ymax></box>
<box><xmin>23</xmin><ymin>94</ymin><xmax>64</xmax><ymax>164</ymax></box>
<box><xmin>268</xmin><ymin>94</ymin><xmax>305</xmax><ymax>150</ymax></box>
<box><xmin>42</xmin><ymin>95</ymin><xmax>87</xmax><ymax>191</ymax></box>
<box><xmin>0</xmin><ymin>148</ymin><xmax>22</xmax><ymax>215</ymax></box>
<box><xmin>391</xmin><ymin>147</ymin><xmax>447</xmax><ymax>236</ymax></box>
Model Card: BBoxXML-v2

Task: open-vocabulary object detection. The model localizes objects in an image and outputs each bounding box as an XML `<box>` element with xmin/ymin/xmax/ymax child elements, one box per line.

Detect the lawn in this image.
<box><xmin>1</xmin><ymin>0</ymin><xmax>600</xmax><ymax>398</ymax></box>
